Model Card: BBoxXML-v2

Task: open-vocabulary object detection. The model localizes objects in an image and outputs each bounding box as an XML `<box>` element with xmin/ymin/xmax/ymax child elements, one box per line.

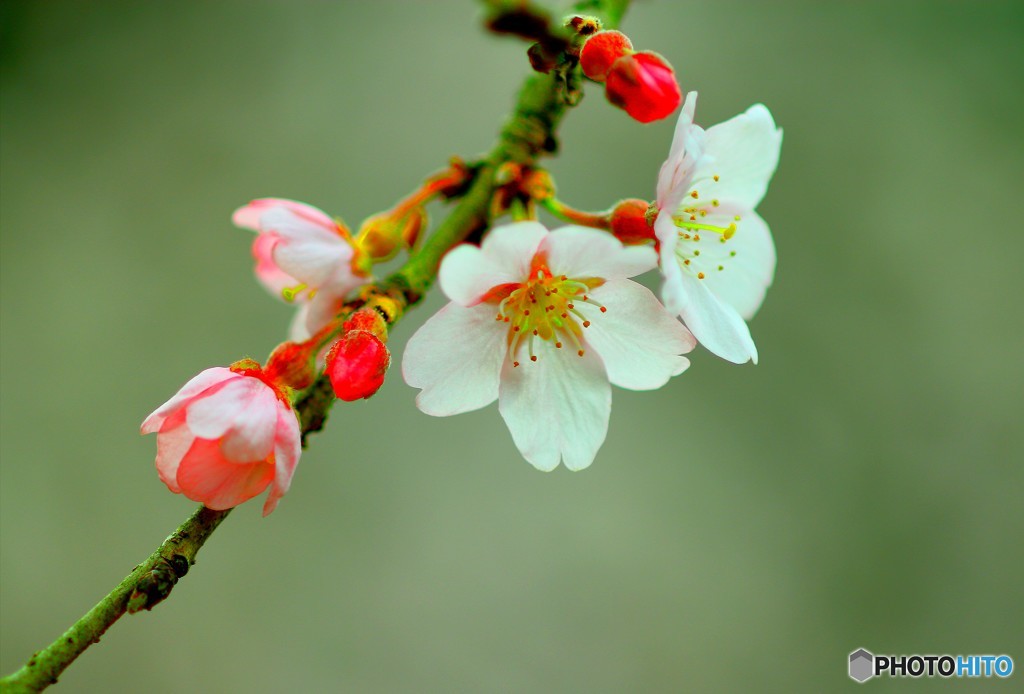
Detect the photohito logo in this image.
<box><xmin>848</xmin><ymin>648</ymin><xmax>1013</xmax><ymax>683</ymax></box>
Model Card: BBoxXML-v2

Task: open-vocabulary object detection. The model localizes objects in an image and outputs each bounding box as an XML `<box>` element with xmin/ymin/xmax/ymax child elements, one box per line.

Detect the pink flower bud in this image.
<box><xmin>604</xmin><ymin>51</ymin><xmax>681</xmax><ymax>123</ymax></box>
<box><xmin>579</xmin><ymin>30</ymin><xmax>633</xmax><ymax>82</ymax></box>
<box><xmin>141</xmin><ymin>366</ymin><xmax>301</xmax><ymax>516</ymax></box>
<box><xmin>326</xmin><ymin>330</ymin><xmax>391</xmax><ymax>401</ymax></box>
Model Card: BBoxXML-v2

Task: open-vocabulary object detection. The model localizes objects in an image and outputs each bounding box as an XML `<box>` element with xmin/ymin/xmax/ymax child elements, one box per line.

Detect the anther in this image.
<box><xmin>555</xmin><ymin>342</ymin><xmax>562</xmax><ymax>348</ymax></box>
<box><xmin>583</xmin><ymin>320</ymin><xmax>591</xmax><ymax>328</ymax></box>
<box><xmin>530</xmin><ymin>355</ymin><xmax>538</xmax><ymax>362</ymax></box>
<box><xmin>713</xmin><ymin>174</ymin><xmax>720</xmax><ymax>181</ymax></box>
<box><xmin>577</xmin><ymin>349</ymin><xmax>585</xmax><ymax>357</ymax></box>
<box><xmin>690</xmin><ymin>190</ymin><xmax>699</xmax><ymax>199</ymax></box>
<box><xmin>697</xmin><ymin>272</ymin><xmax>705</xmax><ymax>279</ymax></box>
<box><xmin>599</xmin><ymin>306</ymin><xmax>607</xmax><ymax>313</ymax></box>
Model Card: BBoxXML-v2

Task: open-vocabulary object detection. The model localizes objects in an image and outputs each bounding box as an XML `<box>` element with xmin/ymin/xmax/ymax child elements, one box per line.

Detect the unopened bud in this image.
<box><xmin>357</xmin><ymin>208</ymin><xmax>425</xmax><ymax>262</ymax></box>
<box><xmin>325</xmin><ymin>330</ymin><xmax>390</xmax><ymax>402</ymax></box>
<box><xmin>604</xmin><ymin>51</ymin><xmax>681</xmax><ymax>123</ymax></box>
<box><xmin>579</xmin><ymin>30</ymin><xmax>633</xmax><ymax>82</ymax></box>
<box><xmin>264</xmin><ymin>342</ymin><xmax>318</xmax><ymax>390</ymax></box>
<box><xmin>610</xmin><ymin>198</ymin><xmax>655</xmax><ymax>245</ymax></box>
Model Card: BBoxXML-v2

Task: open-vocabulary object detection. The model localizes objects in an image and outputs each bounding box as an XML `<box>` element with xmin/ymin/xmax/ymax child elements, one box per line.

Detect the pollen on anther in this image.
<box><xmin>555</xmin><ymin>342</ymin><xmax>562</xmax><ymax>348</ymax></box>
<box><xmin>599</xmin><ymin>306</ymin><xmax>607</xmax><ymax>313</ymax></box>
<box><xmin>524</xmin><ymin>309</ymin><xmax>530</xmax><ymax>316</ymax></box>
<box><xmin>577</xmin><ymin>349</ymin><xmax>585</xmax><ymax>357</ymax></box>
<box><xmin>561</xmin><ymin>312</ymin><xmax>568</xmax><ymax>318</ymax></box>
<box><xmin>530</xmin><ymin>355</ymin><xmax>538</xmax><ymax>362</ymax></box>
<box><xmin>693</xmin><ymin>250</ymin><xmax>701</xmax><ymax>256</ymax></box>
<box><xmin>718</xmin><ymin>265</ymin><xmax>724</xmax><ymax>271</ymax></box>
<box><xmin>532</xmin><ymin>329</ymin><xmax>539</xmax><ymax>336</ymax></box>
<box><xmin>583</xmin><ymin>320</ymin><xmax>591</xmax><ymax>327</ymax></box>
<box><xmin>697</xmin><ymin>272</ymin><xmax>706</xmax><ymax>279</ymax></box>
<box><xmin>513</xmin><ymin>326</ymin><xmax>520</xmax><ymax>332</ymax></box>
<box><xmin>567</xmin><ymin>303</ymin><xmax>575</xmax><ymax>309</ymax></box>
<box><xmin>683</xmin><ymin>259</ymin><xmax>690</xmax><ymax>265</ymax></box>
<box><xmin>503</xmin><ymin>317</ymin><xmax>510</xmax><ymax>322</ymax></box>
<box><xmin>730</xmin><ymin>251</ymin><xmax>737</xmax><ymax>257</ymax></box>
<box><xmin>690</xmin><ymin>190</ymin><xmax>699</xmax><ymax>199</ymax></box>
<box><xmin>711</xmin><ymin>199</ymin><xmax>720</xmax><ymax>207</ymax></box>
<box><xmin>713</xmin><ymin>174</ymin><xmax>720</xmax><ymax>182</ymax></box>
<box><xmin>513</xmin><ymin>361</ymin><xmax>520</xmax><ymax>367</ymax></box>
<box><xmin>694</xmin><ymin>235</ymin><xmax>701</xmax><ymax>242</ymax></box>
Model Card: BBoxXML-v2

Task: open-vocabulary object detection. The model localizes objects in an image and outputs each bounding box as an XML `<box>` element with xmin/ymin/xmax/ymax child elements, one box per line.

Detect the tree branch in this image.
<box><xmin>0</xmin><ymin>2</ymin><xmax>630</xmax><ymax>690</ymax></box>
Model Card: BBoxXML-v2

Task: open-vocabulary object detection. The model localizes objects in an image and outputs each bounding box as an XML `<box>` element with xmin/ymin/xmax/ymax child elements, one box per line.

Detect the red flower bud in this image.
<box><xmin>610</xmin><ymin>198</ymin><xmax>656</xmax><ymax>245</ymax></box>
<box><xmin>325</xmin><ymin>330</ymin><xmax>390</xmax><ymax>401</ymax></box>
<box><xmin>579</xmin><ymin>30</ymin><xmax>633</xmax><ymax>82</ymax></box>
<box><xmin>604</xmin><ymin>51</ymin><xmax>681</xmax><ymax>123</ymax></box>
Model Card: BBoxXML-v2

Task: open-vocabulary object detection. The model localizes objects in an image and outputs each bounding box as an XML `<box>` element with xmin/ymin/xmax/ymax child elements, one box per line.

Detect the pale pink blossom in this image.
<box><xmin>403</xmin><ymin>222</ymin><xmax>695</xmax><ymax>471</ymax></box>
<box><xmin>233</xmin><ymin>198</ymin><xmax>368</xmax><ymax>340</ymax></box>
<box><xmin>141</xmin><ymin>367</ymin><xmax>301</xmax><ymax>516</ymax></box>
<box><xmin>654</xmin><ymin>92</ymin><xmax>782</xmax><ymax>364</ymax></box>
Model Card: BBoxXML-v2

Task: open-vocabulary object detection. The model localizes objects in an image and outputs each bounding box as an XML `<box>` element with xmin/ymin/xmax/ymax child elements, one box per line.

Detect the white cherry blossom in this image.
<box><xmin>403</xmin><ymin>222</ymin><xmax>695</xmax><ymax>471</ymax></box>
<box><xmin>654</xmin><ymin>92</ymin><xmax>782</xmax><ymax>364</ymax></box>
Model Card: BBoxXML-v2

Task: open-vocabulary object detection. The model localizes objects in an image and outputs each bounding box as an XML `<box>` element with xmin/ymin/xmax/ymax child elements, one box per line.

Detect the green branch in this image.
<box><xmin>0</xmin><ymin>2</ymin><xmax>629</xmax><ymax>690</ymax></box>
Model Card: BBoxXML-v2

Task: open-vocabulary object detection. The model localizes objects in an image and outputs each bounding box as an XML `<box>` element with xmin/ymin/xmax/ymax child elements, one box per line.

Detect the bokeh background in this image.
<box><xmin>2</xmin><ymin>1</ymin><xmax>1022</xmax><ymax>691</ymax></box>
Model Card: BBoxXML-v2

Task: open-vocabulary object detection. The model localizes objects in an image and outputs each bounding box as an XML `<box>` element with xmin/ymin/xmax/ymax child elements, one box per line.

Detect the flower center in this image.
<box><xmin>486</xmin><ymin>258</ymin><xmax>605</xmax><ymax>367</ymax></box>
<box><xmin>671</xmin><ymin>174</ymin><xmax>742</xmax><ymax>280</ymax></box>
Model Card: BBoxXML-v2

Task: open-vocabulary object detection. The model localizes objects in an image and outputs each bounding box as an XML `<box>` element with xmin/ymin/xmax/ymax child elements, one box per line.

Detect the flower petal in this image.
<box><xmin>541</xmin><ymin>226</ymin><xmax>656</xmax><ymax>281</ymax></box>
<box><xmin>671</xmin><ymin>271</ymin><xmax>758</xmax><ymax>364</ymax></box>
<box><xmin>272</xmin><ymin>238</ymin><xmax>352</xmax><ymax>290</ymax></box>
<box><xmin>176</xmin><ymin>438</ymin><xmax>275</xmax><ymax>510</ymax></box>
<box><xmin>576</xmin><ymin>279</ymin><xmax>694</xmax><ymax>390</ymax></box>
<box><xmin>185</xmin><ymin>376</ymin><xmax>267</xmax><ymax>440</ymax></box>
<box><xmin>219</xmin><ymin>383</ymin><xmax>279</xmax><ymax>463</ymax></box>
<box><xmin>141</xmin><ymin>367</ymin><xmax>236</xmax><ymax>434</ymax></box>
<box><xmin>498</xmin><ymin>341</ymin><xmax>611</xmax><ymax>471</ymax></box>
<box><xmin>251</xmin><ymin>233</ymin><xmax>296</xmax><ymax>298</ymax></box>
<box><xmin>656</xmin><ymin>91</ymin><xmax>705</xmax><ymax>212</ymax></box>
<box><xmin>682</xmin><ymin>210</ymin><xmax>775</xmax><ymax>320</ymax></box>
<box><xmin>263</xmin><ymin>406</ymin><xmax>301</xmax><ymax>516</ymax></box>
<box><xmin>232</xmin><ymin>198</ymin><xmax>336</xmax><ymax>234</ymax></box>
<box><xmin>402</xmin><ymin>302</ymin><xmax>506</xmax><ymax>416</ymax></box>
<box><xmin>439</xmin><ymin>221</ymin><xmax>551</xmax><ymax>305</ymax></box>
<box><xmin>691</xmin><ymin>104</ymin><xmax>782</xmax><ymax>210</ymax></box>
<box><xmin>154</xmin><ymin>409</ymin><xmax>192</xmax><ymax>493</ymax></box>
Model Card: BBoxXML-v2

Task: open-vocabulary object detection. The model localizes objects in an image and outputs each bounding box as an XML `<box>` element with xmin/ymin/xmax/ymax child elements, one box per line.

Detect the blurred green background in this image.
<box><xmin>2</xmin><ymin>1</ymin><xmax>1022</xmax><ymax>691</ymax></box>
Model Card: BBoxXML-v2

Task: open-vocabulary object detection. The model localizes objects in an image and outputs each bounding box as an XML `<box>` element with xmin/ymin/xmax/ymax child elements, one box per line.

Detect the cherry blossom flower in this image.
<box><xmin>403</xmin><ymin>222</ymin><xmax>695</xmax><ymax>471</ymax></box>
<box><xmin>654</xmin><ymin>92</ymin><xmax>782</xmax><ymax>364</ymax></box>
<box><xmin>141</xmin><ymin>366</ymin><xmax>301</xmax><ymax>516</ymax></box>
<box><xmin>233</xmin><ymin>198</ymin><xmax>369</xmax><ymax>340</ymax></box>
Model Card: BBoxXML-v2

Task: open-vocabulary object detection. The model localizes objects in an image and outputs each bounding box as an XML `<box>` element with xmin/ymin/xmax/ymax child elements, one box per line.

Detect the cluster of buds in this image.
<box><xmin>579</xmin><ymin>30</ymin><xmax>681</xmax><ymax>123</ymax></box>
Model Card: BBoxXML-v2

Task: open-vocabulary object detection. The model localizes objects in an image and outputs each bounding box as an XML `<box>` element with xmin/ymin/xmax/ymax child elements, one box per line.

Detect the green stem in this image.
<box><xmin>0</xmin><ymin>2</ymin><xmax>630</xmax><ymax>690</ymax></box>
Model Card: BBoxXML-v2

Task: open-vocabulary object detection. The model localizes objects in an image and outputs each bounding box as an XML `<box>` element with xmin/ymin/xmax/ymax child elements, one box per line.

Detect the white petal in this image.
<box><xmin>303</xmin><ymin>291</ymin><xmax>344</xmax><ymax>336</ymax></box>
<box><xmin>541</xmin><ymin>226</ymin><xmax>656</xmax><ymax>280</ymax></box>
<box><xmin>498</xmin><ymin>341</ymin><xmax>611</xmax><ymax>471</ymax></box>
<box><xmin>287</xmin><ymin>303</ymin><xmax>313</xmax><ymax>342</ymax></box>
<box><xmin>439</xmin><ymin>243</ymin><xmax>520</xmax><ymax>306</ymax></box>
<box><xmin>186</xmin><ymin>377</ymin><xmax>267</xmax><ymax>440</ymax></box>
<box><xmin>576</xmin><ymin>280</ymin><xmax>694</xmax><ymax>391</ymax></box>
<box><xmin>656</xmin><ymin>92</ymin><xmax>706</xmax><ymax>212</ymax></box>
<box><xmin>480</xmin><ymin>221</ymin><xmax>549</xmax><ymax>278</ymax></box>
<box><xmin>402</xmin><ymin>303</ymin><xmax>507</xmax><ymax>416</ymax></box>
<box><xmin>219</xmin><ymin>384</ymin><xmax>279</xmax><ymax>463</ymax></box>
<box><xmin>683</xmin><ymin>210</ymin><xmax>776</xmax><ymax>320</ymax></box>
<box><xmin>272</xmin><ymin>238</ymin><xmax>351</xmax><ymax>290</ymax></box>
<box><xmin>258</xmin><ymin>205</ymin><xmax>341</xmax><ymax>245</ymax></box>
<box><xmin>141</xmin><ymin>367</ymin><xmax>236</xmax><ymax>434</ymax></box>
<box><xmin>691</xmin><ymin>104</ymin><xmax>782</xmax><ymax>210</ymax></box>
<box><xmin>673</xmin><ymin>272</ymin><xmax>758</xmax><ymax>364</ymax></box>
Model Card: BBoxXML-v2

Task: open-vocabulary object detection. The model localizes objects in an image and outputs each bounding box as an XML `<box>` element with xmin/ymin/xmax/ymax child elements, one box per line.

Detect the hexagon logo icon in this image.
<box><xmin>849</xmin><ymin>648</ymin><xmax>874</xmax><ymax>683</ymax></box>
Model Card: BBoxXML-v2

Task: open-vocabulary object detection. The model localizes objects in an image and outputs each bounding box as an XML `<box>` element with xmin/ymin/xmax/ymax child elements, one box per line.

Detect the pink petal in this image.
<box><xmin>219</xmin><ymin>384</ymin><xmax>279</xmax><ymax>463</ymax></box>
<box><xmin>402</xmin><ymin>302</ymin><xmax>507</xmax><ymax>416</ymax></box>
<box><xmin>541</xmin><ymin>226</ymin><xmax>656</xmax><ymax>281</ymax></box>
<box><xmin>154</xmin><ymin>409</ymin><xmax>192</xmax><ymax>493</ymax></box>
<box><xmin>262</xmin><ymin>406</ymin><xmax>302</xmax><ymax>516</ymax></box>
<box><xmin>141</xmin><ymin>367</ymin><xmax>237</xmax><ymax>434</ymax></box>
<box><xmin>176</xmin><ymin>438</ymin><xmax>275</xmax><ymax>511</ymax></box>
<box><xmin>497</xmin><ymin>341</ymin><xmax>611</xmax><ymax>472</ymax></box>
<box><xmin>232</xmin><ymin>198</ymin><xmax>335</xmax><ymax>233</ymax></box>
<box><xmin>575</xmin><ymin>279</ymin><xmax>694</xmax><ymax>390</ymax></box>
<box><xmin>251</xmin><ymin>233</ymin><xmax>297</xmax><ymax>297</ymax></box>
<box><xmin>185</xmin><ymin>376</ymin><xmax>268</xmax><ymax>440</ymax></box>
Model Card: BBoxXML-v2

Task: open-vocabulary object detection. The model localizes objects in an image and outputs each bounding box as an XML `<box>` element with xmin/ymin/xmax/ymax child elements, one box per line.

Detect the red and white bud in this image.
<box><xmin>325</xmin><ymin>329</ymin><xmax>390</xmax><ymax>402</ymax></box>
<box><xmin>604</xmin><ymin>51</ymin><xmax>681</xmax><ymax>123</ymax></box>
<box><xmin>610</xmin><ymin>198</ymin><xmax>656</xmax><ymax>245</ymax></box>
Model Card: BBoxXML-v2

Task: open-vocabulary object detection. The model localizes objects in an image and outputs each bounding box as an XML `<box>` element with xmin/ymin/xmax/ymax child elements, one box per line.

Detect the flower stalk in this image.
<box><xmin>0</xmin><ymin>1</ymin><xmax>631</xmax><ymax>689</ymax></box>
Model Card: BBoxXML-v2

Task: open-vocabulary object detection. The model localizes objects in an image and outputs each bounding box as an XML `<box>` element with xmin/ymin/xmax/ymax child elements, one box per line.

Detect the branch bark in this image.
<box><xmin>0</xmin><ymin>2</ymin><xmax>629</xmax><ymax>690</ymax></box>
